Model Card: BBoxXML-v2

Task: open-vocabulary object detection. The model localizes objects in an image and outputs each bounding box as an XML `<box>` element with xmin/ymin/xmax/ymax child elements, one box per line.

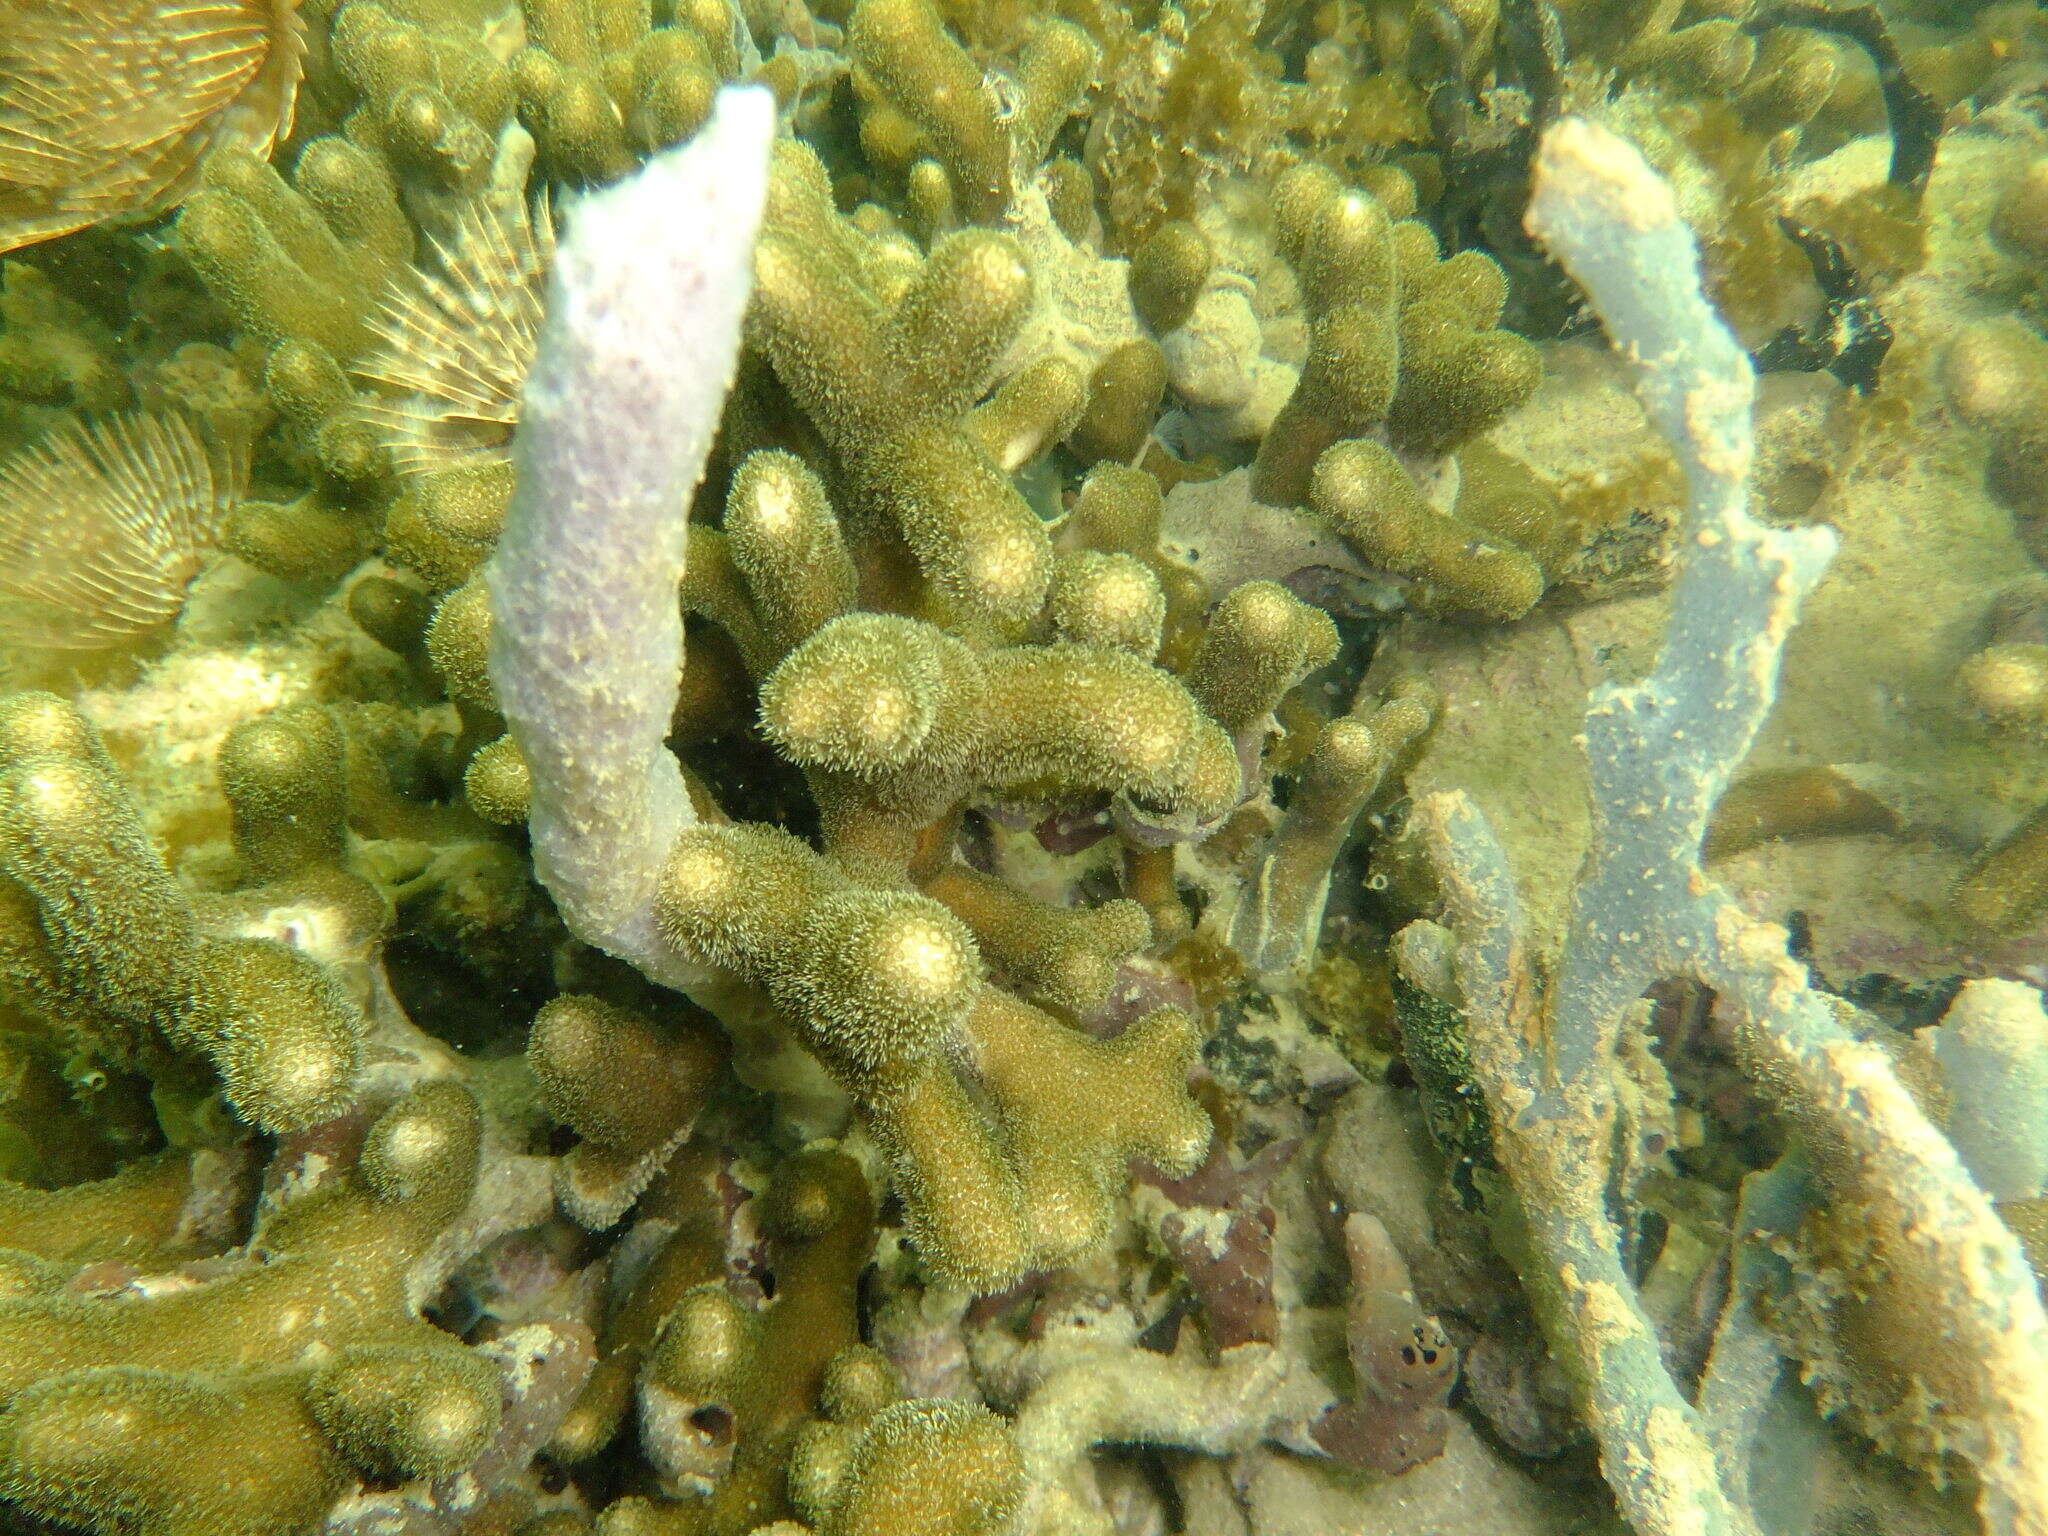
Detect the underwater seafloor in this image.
<box><xmin>2</xmin><ymin>1</ymin><xmax>2048</xmax><ymax>1534</ymax></box>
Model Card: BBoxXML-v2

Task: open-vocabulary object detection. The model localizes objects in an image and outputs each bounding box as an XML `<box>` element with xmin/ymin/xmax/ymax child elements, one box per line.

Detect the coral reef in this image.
<box><xmin>0</xmin><ymin>1082</ymin><xmax>550</xmax><ymax>1536</ymax></box>
<box><xmin>3</xmin><ymin>2</ymin><xmax>2048</xmax><ymax>1535</ymax></box>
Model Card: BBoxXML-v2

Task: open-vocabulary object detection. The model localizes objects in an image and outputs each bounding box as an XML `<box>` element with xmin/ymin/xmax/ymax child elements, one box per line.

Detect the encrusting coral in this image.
<box><xmin>4</xmin><ymin>2</ymin><xmax>2048</xmax><ymax>1535</ymax></box>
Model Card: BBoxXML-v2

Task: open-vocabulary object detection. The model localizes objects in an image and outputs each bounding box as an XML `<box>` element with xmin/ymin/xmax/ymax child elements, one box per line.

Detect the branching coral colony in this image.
<box><xmin>5</xmin><ymin>1</ymin><xmax>2048</xmax><ymax>1535</ymax></box>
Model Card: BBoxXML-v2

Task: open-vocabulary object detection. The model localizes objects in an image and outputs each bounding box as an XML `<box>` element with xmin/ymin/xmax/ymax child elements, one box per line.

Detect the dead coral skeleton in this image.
<box><xmin>0</xmin><ymin>0</ymin><xmax>306</xmax><ymax>254</ymax></box>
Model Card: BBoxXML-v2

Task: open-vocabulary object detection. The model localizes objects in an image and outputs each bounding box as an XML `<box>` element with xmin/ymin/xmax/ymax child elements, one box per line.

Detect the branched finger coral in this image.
<box><xmin>15</xmin><ymin>4</ymin><xmax>2028</xmax><ymax>1532</ymax></box>
<box><xmin>789</xmin><ymin>1375</ymin><xmax>1024</xmax><ymax>1536</ymax></box>
<box><xmin>1230</xmin><ymin>685</ymin><xmax>1434</xmax><ymax>975</ymax></box>
<box><xmin>613</xmin><ymin>1148</ymin><xmax>875</xmax><ymax>1532</ymax></box>
<box><xmin>1127</xmin><ymin>152</ymin><xmax>1555</xmax><ymax>624</ymax></box>
<box><xmin>1308</xmin><ymin>437</ymin><xmax>1545</xmax><ymax>622</ymax></box>
<box><xmin>1227</xmin><ymin>161</ymin><xmax>1548</xmax><ymax>619</ymax></box>
<box><xmin>327</xmin><ymin>0</ymin><xmax>516</xmax><ymax>198</ymax></box>
<box><xmin>513</xmin><ymin>0</ymin><xmax>737</xmax><ymax>184</ymax></box>
<box><xmin>528</xmin><ymin>992</ymin><xmax>729</xmax><ymax>1228</ymax></box>
<box><xmin>0</xmin><ymin>692</ymin><xmax>364</xmax><ymax>1133</ymax></box>
<box><xmin>846</xmin><ymin>0</ymin><xmax>1012</xmax><ymax>222</ymax></box>
<box><xmin>175</xmin><ymin>129</ymin><xmax>412</xmax><ymax>576</ymax></box>
<box><xmin>0</xmin><ymin>1082</ymin><xmax>543</xmax><ymax>1536</ymax></box>
<box><xmin>748</xmin><ymin>144</ymin><xmax>1060</xmax><ymax>637</ymax></box>
<box><xmin>656</xmin><ymin>821</ymin><xmax>1208</xmax><ymax>1287</ymax></box>
<box><xmin>180</xmin><ymin>139</ymin><xmax>408</xmax><ymax>368</ymax></box>
<box><xmin>760</xmin><ymin>613</ymin><xmax>1239</xmax><ymax>868</ymax></box>
<box><xmin>480</xmin><ymin>81</ymin><xmax>1401</xmax><ymax>1305</ymax></box>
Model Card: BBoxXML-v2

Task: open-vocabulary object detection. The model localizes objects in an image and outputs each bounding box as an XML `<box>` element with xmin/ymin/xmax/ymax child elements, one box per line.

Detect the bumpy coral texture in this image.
<box><xmin>6</xmin><ymin>3</ymin><xmax>2048</xmax><ymax>1536</ymax></box>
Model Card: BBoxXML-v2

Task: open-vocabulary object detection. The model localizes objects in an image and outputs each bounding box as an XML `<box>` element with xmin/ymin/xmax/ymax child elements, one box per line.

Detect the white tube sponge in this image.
<box><xmin>1520</xmin><ymin>115</ymin><xmax>1839</xmax><ymax>1086</ymax></box>
<box><xmin>1409</xmin><ymin>118</ymin><xmax>2048</xmax><ymax>1536</ymax></box>
<box><xmin>486</xmin><ymin>88</ymin><xmax>774</xmax><ymax>989</ymax></box>
<box><xmin>1926</xmin><ymin>979</ymin><xmax>2048</xmax><ymax>1203</ymax></box>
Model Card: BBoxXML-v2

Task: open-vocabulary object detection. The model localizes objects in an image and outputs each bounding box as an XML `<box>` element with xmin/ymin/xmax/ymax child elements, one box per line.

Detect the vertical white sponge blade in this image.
<box><xmin>488</xmin><ymin>87</ymin><xmax>775</xmax><ymax>987</ymax></box>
